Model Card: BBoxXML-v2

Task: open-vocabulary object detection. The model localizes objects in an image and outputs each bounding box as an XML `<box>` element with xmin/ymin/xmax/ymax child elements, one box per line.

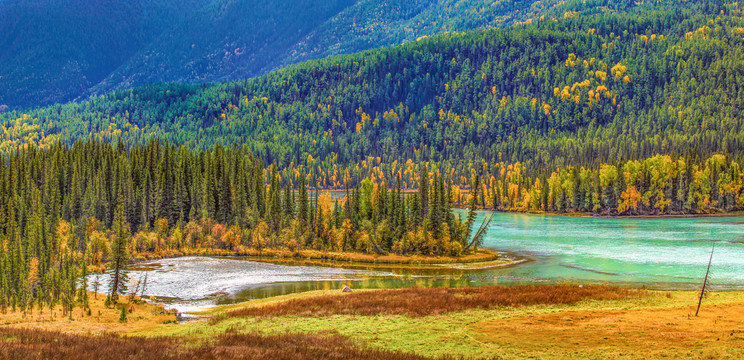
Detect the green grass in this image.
<box><xmin>134</xmin><ymin>290</ymin><xmax>744</xmax><ymax>359</ymax></box>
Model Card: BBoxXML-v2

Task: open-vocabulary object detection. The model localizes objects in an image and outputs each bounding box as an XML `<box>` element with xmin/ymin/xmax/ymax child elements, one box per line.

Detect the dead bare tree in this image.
<box><xmin>463</xmin><ymin>213</ymin><xmax>493</xmax><ymax>253</ymax></box>
<box><xmin>695</xmin><ymin>242</ymin><xmax>715</xmax><ymax>317</ymax></box>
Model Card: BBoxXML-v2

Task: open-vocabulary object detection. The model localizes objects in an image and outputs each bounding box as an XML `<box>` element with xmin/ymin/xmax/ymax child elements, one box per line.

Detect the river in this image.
<box><xmin>90</xmin><ymin>212</ymin><xmax>744</xmax><ymax>312</ymax></box>
<box><xmin>474</xmin><ymin>211</ymin><xmax>743</xmax><ymax>287</ymax></box>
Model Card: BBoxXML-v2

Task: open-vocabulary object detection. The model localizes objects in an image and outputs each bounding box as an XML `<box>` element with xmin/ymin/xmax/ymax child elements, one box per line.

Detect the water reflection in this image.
<box><xmin>89</xmin><ymin>256</ymin><xmax>542</xmax><ymax>313</ymax></box>
<box><xmin>91</xmin><ymin>257</ymin><xmax>373</xmax><ymax>312</ymax></box>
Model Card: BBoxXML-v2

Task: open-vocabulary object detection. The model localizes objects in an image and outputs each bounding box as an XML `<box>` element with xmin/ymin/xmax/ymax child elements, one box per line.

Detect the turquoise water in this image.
<box><xmin>91</xmin><ymin>213</ymin><xmax>744</xmax><ymax>312</ymax></box>
<box><xmin>474</xmin><ymin>212</ymin><xmax>744</xmax><ymax>289</ymax></box>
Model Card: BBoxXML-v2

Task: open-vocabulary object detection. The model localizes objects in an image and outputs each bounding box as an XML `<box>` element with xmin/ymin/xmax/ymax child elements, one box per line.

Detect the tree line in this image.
<box><xmin>1</xmin><ymin>139</ymin><xmax>742</xmax><ymax>314</ymax></box>
<box><xmin>0</xmin><ymin>140</ymin><xmax>477</xmax><ymax>314</ymax></box>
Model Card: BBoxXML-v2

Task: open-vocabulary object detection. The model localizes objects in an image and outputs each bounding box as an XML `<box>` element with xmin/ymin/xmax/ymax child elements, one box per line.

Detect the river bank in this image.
<box><xmin>455</xmin><ymin>206</ymin><xmax>744</xmax><ymax>219</ymax></box>
<box><xmin>225</xmin><ymin>249</ymin><xmax>527</xmax><ymax>271</ymax></box>
<box><xmin>69</xmin><ymin>211</ymin><xmax>743</xmax><ymax>319</ymax></box>
<box><xmin>128</xmin><ymin>248</ymin><xmax>525</xmax><ymax>272</ymax></box>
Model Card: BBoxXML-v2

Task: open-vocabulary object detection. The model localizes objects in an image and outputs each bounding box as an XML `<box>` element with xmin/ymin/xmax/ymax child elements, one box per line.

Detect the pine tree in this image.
<box><xmin>110</xmin><ymin>189</ymin><xmax>130</xmax><ymax>303</ymax></box>
<box><xmin>282</xmin><ymin>182</ymin><xmax>295</xmax><ymax>221</ymax></box>
<box><xmin>155</xmin><ymin>144</ymin><xmax>176</xmax><ymax>223</ymax></box>
<box><xmin>267</xmin><ymin>166</ymin><xmax>282</xmax><ymax>232</ymax></box>
<box><xmin>119</xmin><ymin>304</ymin><xmax>127</xmax><ymax>322</ymax></box>
<box><xmin>217</xmin><ymin>148</ymin><xmax>233</xmax><ymax>224</ymax></box>
<box><xmin>202</xmin><ymin>153</ymin><xmax>216</xmax><ymax>220</ymax></box>
<box><xmin>78</xmin><ymin>259</ymin><xmax>89</xmax><ymax>313</ymax></box>
<box><xmin>418</xmin><ymin>165</ymin><xmax>429</xmax><ymax>226</ymax></box>
<box><xmin>464</xmin><ymin>173</ymin><xmax>479</xmax><ymax>244</ymax></box>
<box><xmin>297</xmin><ymin>173</ymin><xmax>308</xmax><ymax>234</ymax></box>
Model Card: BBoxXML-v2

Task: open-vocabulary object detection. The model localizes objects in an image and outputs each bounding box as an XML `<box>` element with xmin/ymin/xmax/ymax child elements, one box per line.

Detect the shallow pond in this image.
<box><xmin>89</xmin><ymin>212</ymin><xmax>744</xmax><ymax>312</ymax></box>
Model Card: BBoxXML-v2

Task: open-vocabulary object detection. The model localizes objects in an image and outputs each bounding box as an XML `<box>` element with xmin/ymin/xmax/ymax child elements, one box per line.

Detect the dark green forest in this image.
<box><xmin>1</xmin><ymin>0</ymin><xmax>740</xmax><ymax>180</ymax></box>
<box><xmin>0</xmin><ymin>140</ymin><xmax>478</xmax><ymax>313</ymax></box>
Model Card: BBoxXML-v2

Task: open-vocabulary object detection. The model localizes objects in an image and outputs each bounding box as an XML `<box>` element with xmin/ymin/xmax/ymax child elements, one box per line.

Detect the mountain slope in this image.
<box><xmin>277</xmin><ymin>0</ymin><xmax>561</xmax><ymax>69</ymax></box>
<box><xmin>0</xmin><ymin>1</ymin><xmax>744</xmax><ymax>214</ymax></box>
<box><xmin>0</xmin><ymin>0</ymin><xmax>740</xmax><ymax>179</ymax></box>
<box><xmin>0</xmin><ymin>0</ymin><xmax>212</xmax><ymax>108</ymax></box>
<box><xmin>0</xmin><ymin>0</ymin><xmax>562</xmax><ymax>109</ymax></box>
<box><xmin>88</xmin><ymin>0</ymin><xmax>358</xmax><ymax>94</ymax></box>
<box><xmin>90</xmin><ymin>0</ymin><xmax>563</xmax><ymax>96</ymax></box>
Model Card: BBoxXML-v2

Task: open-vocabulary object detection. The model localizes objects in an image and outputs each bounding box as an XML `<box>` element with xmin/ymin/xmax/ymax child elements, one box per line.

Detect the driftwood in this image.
<box><xmin>463</xmin><ymin>213</ymin><xmax>493</xmax><ymax>253</ymax></box>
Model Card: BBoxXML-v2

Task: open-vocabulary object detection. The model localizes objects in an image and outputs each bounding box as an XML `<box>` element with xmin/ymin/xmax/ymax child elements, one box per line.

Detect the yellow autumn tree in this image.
<box><xmin>611</xmin><ymin>62</ymin><xmax>628</xmax><ymax>81</ymax></box>
<box><xmin>618</xmin><ymin>185</ymin><xmax>642</xmax><ymax>214</ymax></box>
<box><xmin>252</xmin><ymin>221</ymin><xmax>269</xmax><ymax>252</ymax></box>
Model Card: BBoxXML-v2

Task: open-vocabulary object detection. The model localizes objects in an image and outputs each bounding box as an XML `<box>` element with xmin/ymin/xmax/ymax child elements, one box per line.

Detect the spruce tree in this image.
<box><xmin>418</xmin><ymin>165</ymin><xmax>429</xmax><ymax>226</ymax></box>
<box><xmin>110</xmin><ymin>190</ymin><xmax>130</xmax><ymax>303</ymax></box>
<box><xmin>297</xmin><ymin>173</ymin><xmax>308</xmax><ymax>234</ymax></box>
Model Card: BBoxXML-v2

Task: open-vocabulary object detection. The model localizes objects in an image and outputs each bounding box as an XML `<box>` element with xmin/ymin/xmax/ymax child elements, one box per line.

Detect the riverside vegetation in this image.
<box><xmin>2</xmin><ymin>138</ymin><xmax>744</xmax><ymax>314</ymax></box>
<box><xmin>0</xmin><ymin>140</ymin><xmax>489</xmax><ymax>314</ymax></box>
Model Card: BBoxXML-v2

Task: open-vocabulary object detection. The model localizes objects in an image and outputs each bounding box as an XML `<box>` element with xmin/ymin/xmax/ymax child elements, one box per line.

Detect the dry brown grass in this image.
<box><xmin>468</xmin><ymin>298</ymin><xmax>744</xmax><ymax>359</ymax></box>
<box><xmin>133</xmin><ymin>248</ymin><xmax>501</xmax><ymax>265</ymax></box>
<box><xmin>285</xmin><ymin>249</ymin><xmax>501</xmax><ymax>264</ymax></box>
<box><xmin>0</xmin><ymin>327</ymin><xmax>180</xmax><ymax>360</ymax></box>
<box><xmin>228</xmin><ymin>285</ymin><xmax>638</xmax><ymax>318</ymax></box>
<box><xmin>0</xmin><ymin>328</ymin><xmax>468</xmax><ymax>360</ymax></box>
<box><xmin>1</xmin><ymin>292</ymin><xmax>176</xmax><ymax>335</ymax></box>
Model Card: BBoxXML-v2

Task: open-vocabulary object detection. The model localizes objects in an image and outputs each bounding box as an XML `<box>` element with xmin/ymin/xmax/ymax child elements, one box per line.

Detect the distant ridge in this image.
<box><xmin>0</xmin><ymin>0</ymin><xmax>561</xmax><ymax>109</ymax></box>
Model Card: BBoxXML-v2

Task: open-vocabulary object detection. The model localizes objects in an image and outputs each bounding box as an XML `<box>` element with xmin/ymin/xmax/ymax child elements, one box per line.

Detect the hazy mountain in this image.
<box><xmin>0</xmin><ymin>0</ymin><xmax>560</xmax><ymax>109</ymax></box>
<box><xmin>0</xmin><ymin>0</ymin><xmax>212</xmax><ymax>108</ymax></box>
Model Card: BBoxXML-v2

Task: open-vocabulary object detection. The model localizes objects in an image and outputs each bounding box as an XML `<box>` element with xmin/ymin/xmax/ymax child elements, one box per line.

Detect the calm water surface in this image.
<box><xmin>474</xmin><ymin>212</ymin><xmax>744</xmax><ymax>287</ymax></box>
<box><xmin>91</xmin><ymin>212</ymin><xmax>744</xmax><ymax>312</ymax></box>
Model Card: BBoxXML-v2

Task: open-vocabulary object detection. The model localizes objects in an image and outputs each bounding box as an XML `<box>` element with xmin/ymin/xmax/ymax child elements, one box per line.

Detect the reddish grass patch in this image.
<box><xmin>0</xmin><ymin>328</ymin><xmax>455</xmax><ymax>360</ymax></box>
<box><xmin>197</xmin><ymin>332</ymin><xmax>459</xmax><ymax>360</ymax></box>
<box><xmin>228</xmin><ymin>285</ymin><xmax>638</xmax><ymax>318</ymax></box>
<box><xmin>0</xmin><ymin>328</ymin><xmax>180</xmax><ymax>360</ymax></box>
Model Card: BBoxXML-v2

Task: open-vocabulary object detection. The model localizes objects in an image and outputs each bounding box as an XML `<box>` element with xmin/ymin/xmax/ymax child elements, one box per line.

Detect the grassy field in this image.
<box><xmin>144</xmin><ymin>287</ymin><xmax>744</xmax><ymax>359</ymax></box>
<box><xmin>1</xmin><ymin>292</ymin><xmax>177</xmax><ymax>334</ymax></box>
<box><xmin>0</xmin><ymin>327</ymin><xmax>442</xmax><ymax>360</ymax></box>
<box><xmin>3</xmin><ymin>286</ymin><xmax>744</xmax><ymax>359</ymax></box>
<box><xmin>224</xmin><ymin>285</ymin><xmax>636</xmax><ymax>317</ymax></box>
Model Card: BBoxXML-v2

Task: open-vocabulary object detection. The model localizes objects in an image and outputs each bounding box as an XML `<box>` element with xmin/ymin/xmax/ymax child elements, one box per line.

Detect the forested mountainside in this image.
<box><xmin>0</xmin><ymin>0</ymin><xmax>742</xmax><ymax>216</ymax></box>
<box><xmin>0</xmin><ymin>0</ymin><xmax>562</xmax><ymax>109</ymax></box>
<box><xmin>89</xmin><ymin>0</ymin><xmax>563</xmax><ymax>97</ymax></box>
<box><xmin>3</xmin><ymin>0</ymin><xmax>744</xmax><ymax>311</ymax></box>
<box><xmin>2</xmin><ymin>0</ymin><xmax>740</xmax><ymax>172</ymax></box>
